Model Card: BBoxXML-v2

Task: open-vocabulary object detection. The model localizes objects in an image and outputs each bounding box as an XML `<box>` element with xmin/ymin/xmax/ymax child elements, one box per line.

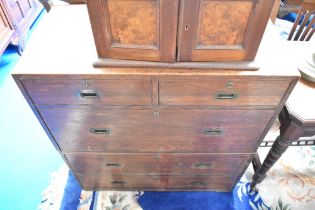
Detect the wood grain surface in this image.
<box><xmin>196</xmin><ymin>1</ymin><xmax>252</xmax><ymax>46</ymax></box>
<box><xmin>38</xmin><ymin>107</ymin><xmax>274</xmax><ymax>153</ymax></box>
<box><xmin>177</xmin><ymin>0</ymin><xmax>275</xmax><ymax>61</ymax></box>
<box><xmin>76</xmin><ymin>173</ymin><xmax>236</xmax><ymax>191</ymax></box>
<box><xmin>65</xmin><ymin>153</ymin><xmax>251</xmax><ymax>176</ymax></box>
<box><xmin>86</xmin><ymin>0</ymin><xmax>178</xmax><ymax>62</ymax></box>
<box><xmin>107</xmin><ymin>0</ymin><xmax>157</xmax><ymax>46</ymax></box>
<box><xmin>22</xmin><ymin>79</ymin><xmax>152</xmax><ymax>105</ymax></box>
<box><xmin>159</xmin><ymin>79</ymin><xmax>290</xmax><ymax>107</ymax></box>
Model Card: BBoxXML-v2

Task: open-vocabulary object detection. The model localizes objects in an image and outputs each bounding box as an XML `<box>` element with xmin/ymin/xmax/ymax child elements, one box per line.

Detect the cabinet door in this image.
<box><xmin>2</xmin><ymin>0</ymin><xmax>37</xmax><ymax>32</ymax></box>
<box><xmin>177</xmin><ymin>0</ymin><xmax>274</xmax><ymax>61</ymax></box>
<box><xmin>86</xmin><ymin>0</ymin><xmax>179</xmax><ymax>62</ymax></box>
<box><xmin>0</xmin><ymin>5</ymin><xmax>14</xmax><ymax>55</ymax></box>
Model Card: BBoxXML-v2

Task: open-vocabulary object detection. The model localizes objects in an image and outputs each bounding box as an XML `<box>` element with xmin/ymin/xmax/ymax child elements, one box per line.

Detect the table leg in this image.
<box><xmin>250</xmin><ymin>115</ymin><xmax>304</xmax><ymax>191</ymax></box>
<box><xmin>252</xmin><ymin>153</ymin><xmax>261</xmax><ymax>172</ymax></box>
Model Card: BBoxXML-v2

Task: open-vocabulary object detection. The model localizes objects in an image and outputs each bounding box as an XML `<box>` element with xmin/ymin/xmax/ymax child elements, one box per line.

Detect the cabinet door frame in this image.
<box><xmin>177</xmin><ymin>0</ymin><xmax>275</xmax><ymax>62</ymax></box>
<box><xmin>86</xmin><ymin>0</ymin><xmax>179</xmax><ymax>62</ymax></box>
<box><xmin>1</xmin><ymin>0</ymin><xmax>37</xmax><ymax>33</ymax></box>
<box><xmin>0</xmin><ymin>3</ymin><xmax>14</xmax><ymax>55</ymax></box>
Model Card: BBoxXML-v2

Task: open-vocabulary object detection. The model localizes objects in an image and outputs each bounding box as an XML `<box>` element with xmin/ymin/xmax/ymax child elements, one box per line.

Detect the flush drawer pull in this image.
<box><xmin>80</xmin><ymin>89</ymin><xmax>99</xmax><ymax>98</ymax></box>
<box><xmin>111</xmin><ymin>181</ymin><xmax>125</xmax><ymax>186</ymax></box>
<box><xmin>216</xmin><ymin>92</ymin><xmax>237</xmax><ymax>100</ymax></box>
<box><xmin>204</xmin><ymin>128</ymin><xmax>223</xmax><ymax>136</ymax></box>
<box><xmin>192</xmin><ymin>162</ymin><xmax>211</xmax><ymax>169</ymax></box>
<box><xmin>105</xmin><ymin>163</ymin><xmax>121</xmax><ymax>167</ymax></box>
<box><xmin>190</xmin><ymin>181</ymin><xmax>208</xmax><ymax>186</ymax></box>
<box><xmin>89</xmin><ymin>128</ymin><xmax>111</xmax><ymax>135</ymax></box>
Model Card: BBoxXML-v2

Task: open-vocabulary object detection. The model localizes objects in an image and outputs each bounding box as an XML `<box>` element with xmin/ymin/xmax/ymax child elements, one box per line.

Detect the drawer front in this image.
<box><xmin>77</xmin><ymin>173</ymin><xmax>161</xmax><ymax>190</ymax></box>
<box><xmin>161</xmin><ymin>175</ymin><xmax>235</xmax><ymax>191</ymax></box>
<box><xmin>65</xmin><ymin>153</ymin><xmax>251</xmax><ymax>176</ymax></box>
<box><xmin>77</xmin><ymin>173</ymin><xmax>234</xmax><ymax>191</ymax></box>
<box><xmin>67</xmin><ymin>153</ymin><xmax>160</xmax><ymax>175</ymax></box>
<box><xmin>22</xmin><ymin>79</ymin><xmax>152</xmax><ymax>105</ymax></box>
<box><xmin>39</xmin><ymin>107</ymin><xmax>273</xmax><ymax>153</ymax></box>
<box><xmin>159</xmin><ymin>79</ymin><xmax>290</xmax><ymax>107</ymax></box>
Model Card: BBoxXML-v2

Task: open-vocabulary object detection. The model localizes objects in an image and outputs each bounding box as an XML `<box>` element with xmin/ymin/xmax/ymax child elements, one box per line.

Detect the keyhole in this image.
<box><xmin>185</xmin><ymin>24</ymin><xmax>189</xmax><ymax>31</ymax></box>
<box><xmin>226</xmin><ymin>81</ymin><xmax>233</xmax><ymax>88</ymax></box>
<box><xmin>154</xmin><ymin>111</ymin><xmax>160</xmax><ymax>117</ymax></box>
<box><xmin>82</xmin><ymin>80</ymin><xmax>89</xmax><ymax>88</ymax></box>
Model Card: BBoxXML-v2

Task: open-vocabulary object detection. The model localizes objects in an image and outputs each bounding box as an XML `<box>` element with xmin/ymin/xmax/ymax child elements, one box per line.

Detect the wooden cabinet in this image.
<box><xmin>12</xmin><ymin>6</ymin><xmax>300</xmax><ymax>191</ymax></box>
<box><xmin>86</xmin><ymin>0</ymin><xmax>275</xmax><ymax>63</ymax></box>
<box><xmin>0</xmin><ymin>0</ymin><xmax>42</xmax><ymax>56</ymax></box>
<box><xmin>0</xmin><ymin>4</ymin><xmax>14</xmax><ymax>56</ymax></box>
<box><xmin>15</xmin><ymin>74</ymin><xmax>298</xmax><ymax>191</ymax></box>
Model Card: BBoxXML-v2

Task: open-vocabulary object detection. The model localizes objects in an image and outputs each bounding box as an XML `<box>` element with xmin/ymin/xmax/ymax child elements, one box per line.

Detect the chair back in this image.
<box><xmin>288</xmin><ymin>0</ymin><xmax>315</xmax><ymax>41</ymax></box>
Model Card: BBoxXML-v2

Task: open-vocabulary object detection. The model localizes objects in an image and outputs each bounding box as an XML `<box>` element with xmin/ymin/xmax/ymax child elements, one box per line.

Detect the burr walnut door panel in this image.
<box><xmin>86</xmin><ymin>0</ymin><xmax>179</xmax><ymax>62</ymax></box>
<box><xmin>177</xmin><ymin>0</ymin><xmax>275</xmax><ymax>61</ymax></box>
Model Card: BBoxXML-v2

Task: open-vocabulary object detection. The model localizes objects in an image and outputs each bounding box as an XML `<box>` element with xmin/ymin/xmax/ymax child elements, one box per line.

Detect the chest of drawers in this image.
<box><xmin>12</xmin><ymin>5</ymin><xmax>300</xmax><ymax>191</ymax></box>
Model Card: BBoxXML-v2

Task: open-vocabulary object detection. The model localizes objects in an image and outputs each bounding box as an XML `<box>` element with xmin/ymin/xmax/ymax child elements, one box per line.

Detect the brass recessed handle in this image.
<box><xmin>89</xmin><ymin>128</ymin><xmax>111</xmax><ymax>135</ymax></box>
<box><xmin>105</xmin><ymin>163</ymin><xmax>121</xmax><ymax>167</ymax></box>
<box><xmin>80</xmin><ymin>89</ymin><xmax>99</xmax><ymax>98</ymax></box>
<box><xmin>192</xmin><ymin>162</ymin><xmax>211</xmax><ymax>169</ymax></box>
<box><xmin>216</xmin><ymin>92</ymin><xmax>237</xmax><ymax>100</ymax></box>
<box><xmin>204</xmin><ymin>128</ymin><xmax>223</xmax><ymax>136</ymax></box>
<box><xmin>111</xmin><ymin>181</ymin><xmax>125</xmax><ymax>186</ymax></box>
<box><xmin>190</xmin><ymin>181</ymin><xmax>208</xmax><ymax>186</ymax></box>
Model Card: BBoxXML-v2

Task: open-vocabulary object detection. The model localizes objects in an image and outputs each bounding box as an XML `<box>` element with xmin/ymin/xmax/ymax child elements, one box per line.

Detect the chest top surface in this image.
<box><xmin>12</xmin><ymin>5</ymin><xmax>300</xmax><ymax>79</ymax></box>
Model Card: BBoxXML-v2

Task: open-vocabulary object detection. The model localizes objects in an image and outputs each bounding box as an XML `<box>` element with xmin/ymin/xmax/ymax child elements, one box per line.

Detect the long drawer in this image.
<box><xmin>22</xmin><ymin>79</ymin><xmax>152</xmax><ymax>105</ymax></box>
<box><xmin>159</xmin><ymin>79</ymin><xmax>290</xmax><ymax>107</ymax></box>
<box><xmin>76</xmin><ymin>173</ymin><xmax>235</xmax><ymax>191</ymax></box>
<box><xmin>38</xmin><ymin>107</ymin><xmax>273</xmax><ymax>153</ymax></box>
<box><xmin>65</xmin><ymin>153</ymin><xmax>251</xmax><ymax>176</ymax></box>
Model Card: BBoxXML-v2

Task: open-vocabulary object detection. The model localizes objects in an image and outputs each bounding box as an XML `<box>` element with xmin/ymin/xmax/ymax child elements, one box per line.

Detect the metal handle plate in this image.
<box><xmin>111</xmin><ymin>181</ymin><xmax>125</xmax><ymax>186</ymax></box>
<box><xmin>204</xmin><ymin>128</ymin><xmax>223</xmax><ymax>136</ymax></box>
<box><xmin>192</xmin><ymin>162</ymin><xmax>211</xmax><ymax>169</ymax></box>
<box><xmin>216</xmin><ymin>92</ymin><xmax>237</xmax><ymax>100</ymax></box>
<box><xmin>90</xmin><ymin>128</ymin><xmax>111</xmax><ymax>135</ymax></box>
<box><xmin>190</xmin><ymin>181</ymin><xmax>208</xmax><ymax>186</ymax></box>
<box><xmin>105</xmin><ymin>163</ymin><xmax>121</xmax><ymax>167</ymax></box>
<box><xmin>80</xmin><ymin>89</ymin><xmax>99</xmax><ymax>98</ymax></box>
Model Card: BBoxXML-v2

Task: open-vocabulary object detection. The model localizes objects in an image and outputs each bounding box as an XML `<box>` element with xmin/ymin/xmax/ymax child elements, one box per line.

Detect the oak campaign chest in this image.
<box><xmin>12</xmin><ymin>4</ymin><xmax>299</xmax><ymax>191</ymax></box>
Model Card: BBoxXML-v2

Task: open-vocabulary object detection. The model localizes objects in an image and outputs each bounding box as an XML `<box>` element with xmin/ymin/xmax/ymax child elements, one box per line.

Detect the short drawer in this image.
<box><xmin>22</xmin><ymin>79</ymin><xmax>152</xmax><ymax>105</ymax></box>
<box><xmin>159</xmin><ymin>79</ymin><xmax>290</xmax><ymax>107</ymax></box>
<box><xmin>39</xmin><ymin>107</ymin><xmax>274</xmax><ymax>153</ymax></box>
<box><xmin>161</xmin><ymin>175</ymin><xmax>235</xmax><ymax>191</ymax></box>
<box><xmin>65</xmin><ymin>153</ymin><xmax>251</xmax><ymax>176</ymax></box>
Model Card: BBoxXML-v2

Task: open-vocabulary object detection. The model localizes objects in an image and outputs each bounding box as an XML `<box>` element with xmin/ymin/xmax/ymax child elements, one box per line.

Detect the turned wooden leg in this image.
<box><xmin>252</xmin><ymin>153</ymin><xmax>261</xmax><ymax>172</ymax></box>
<box><xmin>250</xmin><ymin>113</ymin><xmax>304</xmax><ymax>191</ymax></box>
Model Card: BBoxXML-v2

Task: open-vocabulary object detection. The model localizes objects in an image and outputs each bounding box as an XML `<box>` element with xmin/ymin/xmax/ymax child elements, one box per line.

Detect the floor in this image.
<box><xmin>0</xmin><ymin>12</ymin><xmax>63</xmax><ymax>210</ymax></box>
